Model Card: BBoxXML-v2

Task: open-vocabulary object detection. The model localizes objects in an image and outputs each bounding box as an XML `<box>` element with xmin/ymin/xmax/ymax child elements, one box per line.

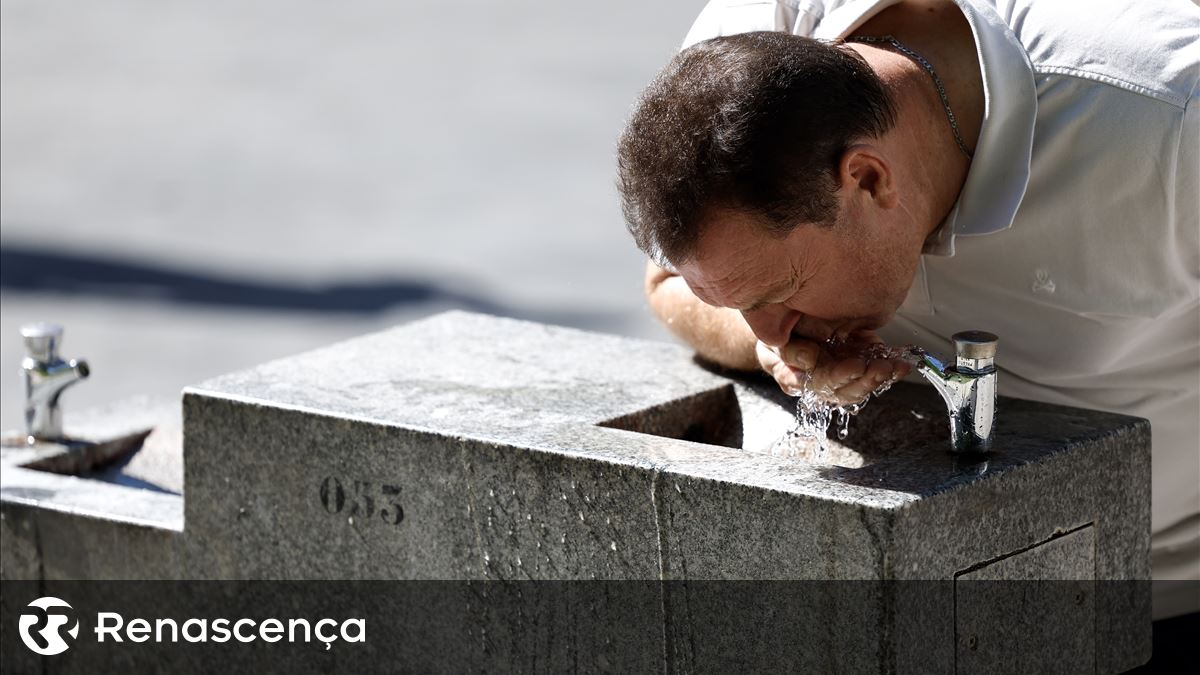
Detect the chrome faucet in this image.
<box><xmin>21</xmin><ymin>323</ymin><xmax>90</xmax><ymax>443</ymax></box>
<box><xmin>915</xmin><ymin>331</ymin><xmax>998</xmax><ymax>453</ymax></box>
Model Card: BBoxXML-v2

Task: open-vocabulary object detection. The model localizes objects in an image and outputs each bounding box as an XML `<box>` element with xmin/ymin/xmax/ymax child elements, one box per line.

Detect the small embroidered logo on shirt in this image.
<box><xmin>1032</xmin><ymin>269</ymin><xmax>1056</xmax><ymax>294</ymax></box>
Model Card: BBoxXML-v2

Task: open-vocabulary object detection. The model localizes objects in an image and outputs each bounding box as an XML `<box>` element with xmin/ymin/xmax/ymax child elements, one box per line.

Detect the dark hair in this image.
<box><xmin>617</xmin><ymin>31</ymin><xmax>897</xmax><ymax>264</ymax></box>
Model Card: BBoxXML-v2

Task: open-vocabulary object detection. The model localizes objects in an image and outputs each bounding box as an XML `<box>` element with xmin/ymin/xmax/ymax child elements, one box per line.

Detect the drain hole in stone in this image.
<box><xmin>598</xmin><ymin>385</ymin><xmax>743</xmax><ymax>450</ymax></box>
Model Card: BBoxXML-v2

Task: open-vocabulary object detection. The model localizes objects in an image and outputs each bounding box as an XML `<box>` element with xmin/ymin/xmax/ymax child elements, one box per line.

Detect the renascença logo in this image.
<box><xmin>16</xmin><ymin>596</ymin><xmax>365</xmax><ymax>654</ymax></box>
<box><xmin>19</xmin><ymin>597</ymin><xmax>80</xmax><ymax>656</ymax></box>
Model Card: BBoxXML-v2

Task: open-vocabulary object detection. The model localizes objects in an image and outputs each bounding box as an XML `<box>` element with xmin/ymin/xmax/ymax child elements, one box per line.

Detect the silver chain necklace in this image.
<box><xmin>846</xmin><ymin>34</ymin><xmax>973</xmax><ymax>158</ymax></box>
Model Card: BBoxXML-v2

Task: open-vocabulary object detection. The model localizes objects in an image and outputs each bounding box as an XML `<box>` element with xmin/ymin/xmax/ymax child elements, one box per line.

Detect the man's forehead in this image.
<box><xmin>678</xmin><ymin>252</ymin><xmax>798</xmax><ymax>309</ymax></box>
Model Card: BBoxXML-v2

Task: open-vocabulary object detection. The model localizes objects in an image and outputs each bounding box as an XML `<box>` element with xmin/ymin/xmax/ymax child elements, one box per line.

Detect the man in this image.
<box><xmin>616</xmin><ymin>0</ymin><xmax>1198</xmax><ymax>618</ymax></box>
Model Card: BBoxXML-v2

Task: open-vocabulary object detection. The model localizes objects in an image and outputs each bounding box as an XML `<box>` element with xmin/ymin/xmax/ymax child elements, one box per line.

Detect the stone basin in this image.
<box><xmin>1</xmin><ymin>395</ymin><xmax>182</xmax><ymax>495</ymax></box>
<box><xmin>598</xmin><ymin>365</ymin><xmax>954</xmax><ymax>471</ymax></box>
<box><xmin>1</xmin><ymin>430</ymin><xmax>150</xmax><ymax>478</ymax></box>
<box><xmin>0</xmin><ymin>395</ymin><xmax>183</xmax><ymax>536</ymax></box>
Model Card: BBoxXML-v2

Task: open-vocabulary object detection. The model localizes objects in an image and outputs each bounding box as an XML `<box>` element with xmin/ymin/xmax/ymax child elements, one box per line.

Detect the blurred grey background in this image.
<box><xmin>1</xmin><ymin>0</ymin><xmax>701</xmax><ymax>430</ymax></box>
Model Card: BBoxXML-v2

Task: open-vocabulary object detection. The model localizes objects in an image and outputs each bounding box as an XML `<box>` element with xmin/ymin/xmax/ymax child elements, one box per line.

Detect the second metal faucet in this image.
<box><xmin>22</xmin><ymin>323</ymin><xmax>90</xmax><ymax>443</ymax></box>
<box><xmin>915</xmin><ymin>331</ymin><xmax>998</xmax><ymax>453</ymax></box>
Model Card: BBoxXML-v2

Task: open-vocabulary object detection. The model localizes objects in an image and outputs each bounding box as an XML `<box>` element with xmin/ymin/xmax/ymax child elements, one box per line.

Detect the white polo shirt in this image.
<box><xmin>682</xmin><ymin>0</ymin><xmax>1200</xmax><ymax>616</ymax></box>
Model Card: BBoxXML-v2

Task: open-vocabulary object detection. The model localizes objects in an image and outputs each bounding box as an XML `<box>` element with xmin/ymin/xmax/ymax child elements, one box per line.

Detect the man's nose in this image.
<box><xmin>740</xmin><ymin>305</ymin><xmax>801</xmax><ymax>348</ymax></box>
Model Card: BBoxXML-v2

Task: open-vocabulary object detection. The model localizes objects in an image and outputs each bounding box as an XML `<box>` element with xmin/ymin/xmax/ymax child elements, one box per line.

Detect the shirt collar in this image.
<box><xmin>814</xmin><ymin>0</ymin><xmax>1038</xmax><ymax>256</ymax></box>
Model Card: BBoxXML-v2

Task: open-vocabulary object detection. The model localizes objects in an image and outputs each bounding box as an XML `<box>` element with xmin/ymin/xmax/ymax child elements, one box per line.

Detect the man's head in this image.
<box><xmin>617</xmin><ymin>32</ymin><xmax>927</xmax><ymax>344</ymax></box>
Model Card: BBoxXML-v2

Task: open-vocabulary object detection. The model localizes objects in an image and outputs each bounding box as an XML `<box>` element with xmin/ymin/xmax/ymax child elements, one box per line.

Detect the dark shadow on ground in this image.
<box><xmin>0</xmin><ymin>244</ymin><xmax>629</xmax><ymax>330</ymax></box>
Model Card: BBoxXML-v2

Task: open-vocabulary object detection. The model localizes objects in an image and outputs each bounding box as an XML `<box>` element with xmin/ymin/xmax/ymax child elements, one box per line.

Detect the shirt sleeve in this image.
<box><xmin>681</xmin><ymin>1</ymin><xmax>823</xmax><ymax>50</ymax></box>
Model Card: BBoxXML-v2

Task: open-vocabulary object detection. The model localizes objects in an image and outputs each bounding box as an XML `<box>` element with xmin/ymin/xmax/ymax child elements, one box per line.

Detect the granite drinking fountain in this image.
<box><xmin>0</xmin><ymin>311</ymin><xmax>1151</xmax><ymax>672</ymax></box>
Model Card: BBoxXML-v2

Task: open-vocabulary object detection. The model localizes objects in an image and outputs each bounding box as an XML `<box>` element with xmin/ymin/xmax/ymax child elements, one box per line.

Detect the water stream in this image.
<box><xmin>771</xmin><ymin>340</ymin><xmax>927</xmax><ymax>458</ymax></box>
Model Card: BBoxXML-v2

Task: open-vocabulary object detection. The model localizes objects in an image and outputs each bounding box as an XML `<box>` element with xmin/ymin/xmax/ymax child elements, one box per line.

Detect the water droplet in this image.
<box><xmin>488</xmin><ymin>488</ymin><xmax>494</xmax><ymax>498</ymax></box>
<box><xmin>348</xmin><ymin>516</ymin><xmax>354</xmax><ymax>525</ymax></box>
<box><xmin>674</xmin><ymin>483</ymin><xmax>682</xmax><ymax>494</ymax></box>
<box><xmin>610</xmin><ymin>541</ymin><xmax>618</xmax><ymax>552</ymax></box>
<box><xmin>836</xmin><ymin>409</ymin><xmax>851</xmax><ymax>440</ymax></box>
<box><xmin>526</xmin><ymin>513</ymin><xmax>532</xmax><ymax>521</ymax></box>
<box><xmin>578</xmin><ymin>512</ymin><xmax>585</xmax><ymax>522</ymax></box>
<box><xmin>560</xmin><ymin>533</ymin><xmax>567</xmax><ymax>544</ymax></box>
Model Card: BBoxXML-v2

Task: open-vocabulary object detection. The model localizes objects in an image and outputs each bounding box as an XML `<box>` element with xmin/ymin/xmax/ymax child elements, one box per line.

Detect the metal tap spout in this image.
<box><xmin>21</xmin><ymin>323</ymin><xmax>90</xmax><ymax>443</ymax></box>
<box><xmin>915</xmin><ymin>331</ymin><xmax>998</xmax><ymax>453</ymax></box>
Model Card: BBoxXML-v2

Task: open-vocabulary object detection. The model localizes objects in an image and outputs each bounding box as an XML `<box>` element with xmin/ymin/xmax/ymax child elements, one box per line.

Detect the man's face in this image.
<box><xmin>675</xmin><ymin>206</ymin><xmax>919</xmax><ymax>348</ymax></box>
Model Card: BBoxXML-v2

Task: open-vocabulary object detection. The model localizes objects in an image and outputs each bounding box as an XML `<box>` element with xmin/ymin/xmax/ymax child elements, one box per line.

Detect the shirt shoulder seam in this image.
<box><xmin>1034</xmin><ymin>64</ymin><xmax>1188</xmax><ymax>109</ymax></box>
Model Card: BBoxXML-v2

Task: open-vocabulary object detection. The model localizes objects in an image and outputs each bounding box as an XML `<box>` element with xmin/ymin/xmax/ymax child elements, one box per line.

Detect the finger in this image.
<box><xmin>863</xmin><ymin>358</ymin><xmax>896</xmax><ymax>383</ymax></box>
<box><xmin>833</xmin><ymin>372</ymin><xmax>886</xmax><ymax>404</ymax></box>
<box><xmin>826</xmin><ymin>357</ymin><xmax>868</xmax><ymax>387</ymax></box>
<box><xmin>867</xmin><ymin>358</ymin><xmax>911</xmax><ymax>385</ymax></box>
<box><xmin>757</xmin><ymin>342</ymin><xmax>812</xmax><ymax>397</ymax></box>
<box><xmin>832</xmin><ymin>360</ymin><xmax>898</xmax><ymax>404</ymax></box>
<box><xmin>771</xmin><ymin>360</ymin><xmax>808</xmax><ymax>397</ymax></box>
<box><xmin>832</xmin><ymin>379</ymin><xmax>876</xmax><ymax>405</ymax></box>
<box><xmin>755</xmin><ymin>340</ymin><xmax>781</xmax><ymax>371</ymax></box>
<box><xmin>780</xmin><ymin>339</ymin><xmax>821</xmax><ymax>371</ymax></box>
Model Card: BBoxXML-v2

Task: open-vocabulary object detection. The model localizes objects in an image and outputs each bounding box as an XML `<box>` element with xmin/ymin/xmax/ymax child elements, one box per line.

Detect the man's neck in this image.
<box><xmin>846</xmin><ymin>0</ymin><xmax>983</xmax><ymax>240</ymax></box>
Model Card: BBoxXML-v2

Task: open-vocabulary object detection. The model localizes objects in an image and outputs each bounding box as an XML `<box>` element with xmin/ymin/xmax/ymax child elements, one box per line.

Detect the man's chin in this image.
<box><xmin>869</xmin><ymin>308</ymin><xmax>901</xmax><ymax>332</ymax></box>
<box><xmin>848</xmin><ymin>313</ymin><xmax>894</xmax><ymax>335</ymax></box>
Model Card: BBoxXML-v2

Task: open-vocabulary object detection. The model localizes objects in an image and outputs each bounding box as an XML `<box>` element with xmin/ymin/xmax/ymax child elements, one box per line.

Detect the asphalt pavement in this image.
<box><xmin>0</xmin><ymin>0</ymin><xmax>703</xmax><ymax>429</ymax></box>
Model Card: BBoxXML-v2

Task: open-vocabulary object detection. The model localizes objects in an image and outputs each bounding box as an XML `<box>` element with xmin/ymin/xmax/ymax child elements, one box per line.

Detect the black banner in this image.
<box><xmin>0</xmin><ymin>580</ymin><xmax>1190</xmax><ymax>674</ymax></box>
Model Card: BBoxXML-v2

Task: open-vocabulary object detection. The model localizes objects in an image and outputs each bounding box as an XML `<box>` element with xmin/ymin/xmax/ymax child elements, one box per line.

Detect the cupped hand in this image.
<box><xmin>755</xmin><ymin>332</ymin><xmax>911</xmax><ymax>405</ymax></box>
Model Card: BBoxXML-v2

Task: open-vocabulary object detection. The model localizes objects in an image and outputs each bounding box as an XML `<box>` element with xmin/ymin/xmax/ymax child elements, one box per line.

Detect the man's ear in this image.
<box><xmin>838</xmin><ymin>144</ymin><xmax>898</xmax><ymax>209</ymax></box>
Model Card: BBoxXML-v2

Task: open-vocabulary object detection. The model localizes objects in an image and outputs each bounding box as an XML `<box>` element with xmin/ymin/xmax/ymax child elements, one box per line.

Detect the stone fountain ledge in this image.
<box><xmin>0</xmin><ymin>311</ymin><xmax>1152</xmax><ymax>673</ymax></box>
<box><xmin>1</xmin><ymin>395</ymin><xmax>182</xmax><ymax>529</ymax></box>
<box><xmin>185</xmin><ymin>310</ymin><xmax>1143</xmax><ymax>509</ymax></box>
<box><xmin>171</xmin><ymin>312</ymin><xmax>1148</xmax><ymax>583</ymax></box>
<box><xmin>1</xmin><ymin>311</ymin><xmax>1150</xmax><ymax>576</ymax></box>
